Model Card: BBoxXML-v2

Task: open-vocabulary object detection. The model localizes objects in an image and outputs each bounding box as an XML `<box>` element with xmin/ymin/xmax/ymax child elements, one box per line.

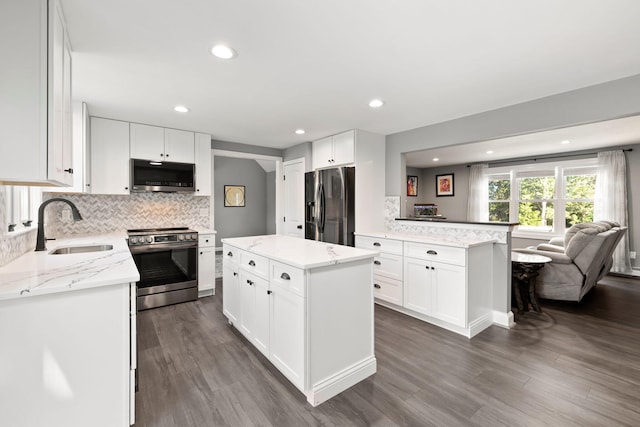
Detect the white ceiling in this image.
<box><xmin>406</xmin><ymin>114</ymin><xmax>640</xmax><ymax>168</ymax></box>
<box><xmin>60</xmin><ymin>0</ymin><xmax>640</xmax><ymax>150</ymax></box>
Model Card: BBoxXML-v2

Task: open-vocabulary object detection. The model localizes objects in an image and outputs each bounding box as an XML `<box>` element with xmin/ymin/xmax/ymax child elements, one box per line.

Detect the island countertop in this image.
<box><xmin>221</xmin><ymin>234</ymin><xmax>378</xmax><ymax>269</ymax></box>
<box><xmin>0</xmin><ymin>233</ymin><xmax>139</xmax><ymax>301</ymax></box>
<box><xmin>355</xmin><ymin>231</ymin><xmax>496</xmax><ymax>248</ymax></box>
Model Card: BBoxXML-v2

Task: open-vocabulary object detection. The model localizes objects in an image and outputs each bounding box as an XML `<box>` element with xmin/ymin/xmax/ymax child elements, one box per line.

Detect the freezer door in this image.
<box><xmin>317</xmin><ymin>167</ymin><xmax>353</xmax><ymax>245</ymax></box>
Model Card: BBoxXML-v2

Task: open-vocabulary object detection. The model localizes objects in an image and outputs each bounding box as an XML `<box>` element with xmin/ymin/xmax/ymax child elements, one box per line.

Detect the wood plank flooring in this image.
<box><xmin>136</xmin><ymin>276</ymin><xmax>640</xmax><ymax>426</ymax></box>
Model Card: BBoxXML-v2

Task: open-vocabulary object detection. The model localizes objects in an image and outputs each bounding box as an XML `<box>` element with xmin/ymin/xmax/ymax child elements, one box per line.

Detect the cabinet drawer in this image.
<box><xmin>271</xmin><ymin>261</ymin><xmax>305</xmax><ymax>298</ymax></box>
<box><xmin>356</xmin><ymin>236</ymin><xmax>403</xmax><ymax>256</ymax></box>
<box><xmin>222</xmin><ymin>244</ymin><xmax>239</xmax><ymax>265</ymax></box>
<box><xmin>199</xmin><ymin>234</ymin><xmax>215</xmax><ymax>247</ymax></box>
<box><xmin>240</xmin><ymin>251</ymin><xmax>269</xmax><ymax>278</ymax></box>
<box><xmin>404</xmin><ymin>242</ymin><xmax>466</xmax><ymax>266</ymax></box>
<box><xmin>373</xmin><ymin>252</ymin><xmax>403</xmax><ymax>281</ymax></box>
<box><xmin>373</xmin><ymin>275</ymin><xmax>403</xmax><ymax>306</ymax></box>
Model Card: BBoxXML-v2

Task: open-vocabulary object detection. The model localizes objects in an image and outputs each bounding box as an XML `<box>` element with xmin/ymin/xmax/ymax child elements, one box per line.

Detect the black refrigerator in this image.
<box><xmin>305</xmin><ymin>166</ymin><xmax>355</xmax><ymax>247</ymax></box>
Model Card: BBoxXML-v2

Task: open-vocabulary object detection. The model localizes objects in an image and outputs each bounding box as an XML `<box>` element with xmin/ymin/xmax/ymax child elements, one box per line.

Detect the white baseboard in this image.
<box><xmin>492</xmin><ymin>310</ymin><xmax>515</xmax><ymax>329</ymax></box>
<box><xmin>307</xmin><ymin>356</ymin><xmax>377</xmax><ymax>407</ymax></box>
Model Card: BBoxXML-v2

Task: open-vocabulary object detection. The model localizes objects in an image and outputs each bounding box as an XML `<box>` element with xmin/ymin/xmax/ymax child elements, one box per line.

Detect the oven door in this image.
<box><xmin>130</xmin><ymin>242</ymin><xmax>198</xmax><ymax>310</ymax></box>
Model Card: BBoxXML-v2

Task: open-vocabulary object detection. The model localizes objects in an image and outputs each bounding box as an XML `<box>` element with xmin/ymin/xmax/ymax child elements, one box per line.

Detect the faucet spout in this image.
<box><xmin>35</xmin><ymin>198</ymin><xmax>83</xmax><ymax>252</ymax></box>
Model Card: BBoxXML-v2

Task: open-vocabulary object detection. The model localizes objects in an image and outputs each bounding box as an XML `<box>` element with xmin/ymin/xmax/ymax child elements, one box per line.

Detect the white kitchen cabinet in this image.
<box><xmin>222</xmin><ymin>245</ymin><xmax>240</xmax><ymax>325</ymax></box>
<box><xmin>403</xmin><ymin>256</ymin><xmax>434</xmax><ymax>315</ymax></box>
<box><xmin>198</xmin><ymin>232</ymin><xmax>216</xmax><ymax>295</ymax></box>
<box><xmin>194</xmin><ymin>133</ymin><xmax>212</xmax><ymax>196</ymax></box>
<box><xmin>0</xmin><ymin>282</ymin><xmax>135</xmax><ymax>427</ymax></box>
<box><xmin>0</xmin><ymin>0</ymin><xmax>73</xmax><ymax>186</ymax></box>
<box><xmin>130</xmin><ymin>123</ymin><xmax>194</xmax><ymax>163</ymax></box>
<box><xmin>356</xmin><ymin>235</ymin><xmax>404</xmax><ymax>306</ymax></box>
<box><xmin>90</xmin><ymin>117</ymin><xmax>131</xmax><ymax>195</ymax></box>
<box><xmin>222</xmin><ymin>236</ymin><xmax>376</xmax><ymax>406</ymax></box>
<box><xmin>312</xmin><ymin>130</ymin><xmax>354</xmax><ymax>169</ymax></box>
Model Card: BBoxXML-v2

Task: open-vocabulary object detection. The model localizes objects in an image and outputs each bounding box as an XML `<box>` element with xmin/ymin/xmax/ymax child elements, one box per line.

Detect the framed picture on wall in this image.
<box><xmin>224</xmin><ymin>185</ymin><xmax>245</xmax><ymax>207</ymax></box>
<box><xmin>407</xmin><ymin>175</ymin><xmax>418</xmax><ymax>197</ymax></box>
<box><xmin>435</xmin><ymin>174</ymin><xmax>454</xmax><ymax>197</ymax></box>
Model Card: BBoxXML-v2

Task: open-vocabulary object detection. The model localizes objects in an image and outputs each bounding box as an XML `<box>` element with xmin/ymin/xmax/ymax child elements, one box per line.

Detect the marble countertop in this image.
<box><xmin>355</xmin><ymin>231</ymin><xmax>495</xmax><ymax>248</ymax></box>
<box><xmin>395</xmin><ymin>218</ymin><xmax>519</xmax><ymax>227</ymax></box>
<box><xmin>221</xmin><ymin>235</ymin><xmax>378</xmax><ymax>269</ymax></box>
<box><xmin>0</xmin><ymin>233</ymin><xmax>139</xmax><ymax>301</ymax></box>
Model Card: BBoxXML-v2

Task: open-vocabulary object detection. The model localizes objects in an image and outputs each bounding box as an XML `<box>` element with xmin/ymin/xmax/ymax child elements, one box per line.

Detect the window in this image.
<box><xmin>485</xmin><ymin>159</ymin><xmax>597</xmax><ymax>236</ymax></box>
<box><xmin>3</xmin><ymin>186</ymin><xmax>41</xmax><ymax>233</ymax></box>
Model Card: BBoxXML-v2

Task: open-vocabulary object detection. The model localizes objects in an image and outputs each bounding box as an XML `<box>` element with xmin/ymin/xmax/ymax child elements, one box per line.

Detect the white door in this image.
<box><xmin>283</xmin><ymin>159</ymin><xmax>305</xmax><ymax>238</ymax></box>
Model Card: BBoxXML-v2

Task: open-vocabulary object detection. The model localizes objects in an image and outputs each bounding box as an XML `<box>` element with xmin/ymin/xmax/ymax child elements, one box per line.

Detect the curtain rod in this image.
<box><xmin>467</xmin><ymin>148</ymin><xmax>633</xmax><ymax>167</ymax></box>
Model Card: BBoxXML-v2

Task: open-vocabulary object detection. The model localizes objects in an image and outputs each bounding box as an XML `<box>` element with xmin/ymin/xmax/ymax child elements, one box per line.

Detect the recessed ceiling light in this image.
<box><xmin>211</xmin><ymin>44</ymin><xmax>237</xmax><ymax>59</ymax></box>
<box><xmin>369</xmin><ymin>99</ymin><xmax>384</xmax><ymax>108</ymax></box>
<box><xmin>433</xmin><ymin>158</ymin><xmax>439</xmax><ymax>162</ymax></box>
<box><xmin>295</xmin><ymin>129</ymin><xmax>305</xmax><ymax>135</ymax></box>
<box><xmin>173</xmin><ymin>105</ymin><xmax>189</xmax><ymax>113</ymax></box>
<box><xmin>561</xmin><ymin>140</ymin><xmax>571</xmax><ymax>144</ymax></box>
<box><xmin>486</xmin><ymin>150</ymin><xmax>494</xmax><ymax>154</ymax></box>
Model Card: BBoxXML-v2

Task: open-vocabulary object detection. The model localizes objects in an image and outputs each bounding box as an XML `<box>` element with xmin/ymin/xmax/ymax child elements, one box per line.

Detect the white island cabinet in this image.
<box><xmin>222</xmin><ymin>235</ymin><xmax>378</xmax><ymax>406</ymax></box>
<box><xmin>0</xmin><ymin>234</ymin><xmax>139</xmax><ymax>427</ymax></box>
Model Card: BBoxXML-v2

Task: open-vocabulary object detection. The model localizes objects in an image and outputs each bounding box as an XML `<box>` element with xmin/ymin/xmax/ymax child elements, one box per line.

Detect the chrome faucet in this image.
<box><xmin>35</xmin><ymin>198</ymin><xmax>83</xmax><ymax>251</ymax></box>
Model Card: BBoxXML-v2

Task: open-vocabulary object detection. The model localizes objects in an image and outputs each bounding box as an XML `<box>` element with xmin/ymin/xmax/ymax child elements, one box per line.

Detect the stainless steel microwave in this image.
<box><xmin>130</xmin><ymin>159</ymin><xmax>195</xmax><ymax>192</ymax></box>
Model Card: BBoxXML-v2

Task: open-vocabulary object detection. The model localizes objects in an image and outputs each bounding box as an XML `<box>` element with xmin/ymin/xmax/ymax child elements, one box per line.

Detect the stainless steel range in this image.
<box><xmin>127</xmin><ymin>227</ymin><xmax>198</xmax><ymax>310</ymax></box>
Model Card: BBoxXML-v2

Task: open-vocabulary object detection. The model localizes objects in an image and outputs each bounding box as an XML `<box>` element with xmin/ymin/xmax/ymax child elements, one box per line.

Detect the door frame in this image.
<box><xmin>282</xmin><ymin>157</ymin><xmax>306</xmax><ymax>238</ymax></box>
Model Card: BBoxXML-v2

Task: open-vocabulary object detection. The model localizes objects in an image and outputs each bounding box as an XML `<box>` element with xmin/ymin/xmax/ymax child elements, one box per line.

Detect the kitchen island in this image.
<box><xmin>221</xmin><ymin>234</ymin><xmax>378</xmax><ymax>406</ymax></box>
<box><xmin>0</xmin><ymin>233</ymin><xmax>139</xmax><ymax>427</ymax></box>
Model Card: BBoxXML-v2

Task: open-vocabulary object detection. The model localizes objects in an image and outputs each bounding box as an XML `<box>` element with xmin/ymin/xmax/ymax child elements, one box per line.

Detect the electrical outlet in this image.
<box><xmin>199</xmin><ymin>208</ymin><xmax>208</xmax><ymax>216</ymax></box>
<box><xmin>630</xmin><ymin>251</ymin><xmax>637</xmax><ymax>260</ymax></box>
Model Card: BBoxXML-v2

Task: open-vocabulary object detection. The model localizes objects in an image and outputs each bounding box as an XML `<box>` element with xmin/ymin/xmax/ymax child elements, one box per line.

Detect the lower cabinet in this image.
<box><xmin>222</xmin><ymin>249</ymin><xmax>240</xmax><ymax>325</ymax></box>
<box><xmin>238</xmin><ymin>270</ymin><xmax>270</xmax><ymax>357</ymax></box>
<box><xmin>198</xmin><ymin>232</ymin><xmax>216</xmax><ymax>295</ymax></box>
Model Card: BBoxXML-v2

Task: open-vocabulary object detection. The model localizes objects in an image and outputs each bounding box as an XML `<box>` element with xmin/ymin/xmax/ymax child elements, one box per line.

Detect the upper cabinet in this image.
<box><xmin>90</xmin><ymin>117</ymin><xmax>131</xmax><ymax>195</ymax></box>
<box><xmin>194</xmin><ymin>133</ymin><xmax>212</xmax><ymax>196</ymax></box>
<box><xmin>0</xmin><ymin>0</ymin><xmax>73</xmax><ymax>186</ymax></box>
<box><xmin>311</xmin><ymin>130</ymin><xmax>355</xmax><ymax>169</ymax></box>
<box><xmin>130</xmin><ymin>123</ymin><xmax>195</xmax><ymax>164</ymax></box>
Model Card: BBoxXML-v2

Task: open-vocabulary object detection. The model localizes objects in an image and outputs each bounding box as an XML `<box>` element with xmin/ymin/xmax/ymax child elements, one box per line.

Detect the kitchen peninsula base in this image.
<box><xmin>222</xmin><ymin>235</ymin><xmax>378</xmax><ymax>406</ymax></box>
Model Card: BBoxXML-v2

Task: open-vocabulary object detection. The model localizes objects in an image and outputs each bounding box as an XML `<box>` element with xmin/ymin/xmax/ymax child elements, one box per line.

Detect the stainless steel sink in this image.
<box><xmin>49</xmin><ymin>244</ymin><xmax>114</xmax><ymax>255</ymax></box>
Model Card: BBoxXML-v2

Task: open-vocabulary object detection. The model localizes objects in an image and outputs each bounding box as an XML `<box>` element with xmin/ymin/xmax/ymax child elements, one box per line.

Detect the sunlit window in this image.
<box><xmin>3</xmin><ymin>186</ymin><xmax>41</xmax><ymax>232</ymax></box>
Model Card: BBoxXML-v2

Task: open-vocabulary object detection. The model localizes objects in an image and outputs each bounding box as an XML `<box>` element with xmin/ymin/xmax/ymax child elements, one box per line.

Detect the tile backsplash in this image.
<box><xmin>42</xmin><ymin>192</ymin><xmax>211</xmax><ymax>237</ymax></box>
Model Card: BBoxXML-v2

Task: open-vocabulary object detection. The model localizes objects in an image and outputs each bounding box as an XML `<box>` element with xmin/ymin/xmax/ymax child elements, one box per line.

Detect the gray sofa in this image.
<box><xmin>513</xmin><ymin>222</ymin><xmax>627</xmax><ymax>302</ymax></box>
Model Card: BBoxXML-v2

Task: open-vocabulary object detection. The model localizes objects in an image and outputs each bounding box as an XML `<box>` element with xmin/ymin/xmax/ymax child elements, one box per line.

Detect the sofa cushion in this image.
<box><xmin>564</xmin><ymin>222</ymin><xmax>610</xmax><ymax>247</ymax></box>
<box><xmin>564</xmin><ymin>227</ymin><xmax>601</xmax><ymax>260</ymax></box>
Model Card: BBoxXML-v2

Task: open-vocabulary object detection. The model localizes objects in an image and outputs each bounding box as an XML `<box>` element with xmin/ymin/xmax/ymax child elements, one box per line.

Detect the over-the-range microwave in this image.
<box><xmin>130</xmin><ymin>159</ymin><xmax>195</xmax><ymax>192</ymax></box>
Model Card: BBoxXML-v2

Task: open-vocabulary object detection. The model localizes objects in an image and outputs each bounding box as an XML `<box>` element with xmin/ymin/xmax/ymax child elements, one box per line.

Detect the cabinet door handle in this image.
<box><xmin>166</xmin><ymin>154</ymin><xmax>169</xmax><ymax>157</ymax></box>
<box><xmin>233</xmin><ymin>272</ymin><xmax>238</xmax><ymax>276</ymax></box>
<box><xmin>267</xmin><ymin>290</ymin><xmax>272</xmax><ymax>295</ymax></box>
<box><xmin>205</xmin><ymin>239</ymin><xmax>209</xmax><ymax>243</ymax></box>
<box><xmin>200</xmin><ymin>251</ymin><xmax>203</xmax><ymax>255</ymax></box>
<box><xmin>227</xmin><ymin>251</ymin><xmax>233</xmax><ymax>257</ymax></box>
<box><xmin>64</xmin><ymin>168</ymin><xmax>73</xmax><ymax>174</ymax></box>
<box><xmin>431</xmin><ymin>266</ymin><xmax>435</xmax><ymax>270</ymax></box>
<box><xmin>374</xmin><ymin>283</ymin><xmax>381</xmax><ymax>289</ymax></box>
<box><xmin>373</xmin><ymin>260</ymin><xmax>381</xmax><ymax>265</ymax></box>
<box><xmin>248</xmin><ymin>260</ymin><xmax>256</xmax><ymax>266</ymax></box>
<box><xmin>297</xmin><ymin>225</ymin><xmax>302</xmax><ymax>229</ymax></box>
<box><xmin>427</xmin><ymin>250</ymin><xmax>438</xmax><ymax>255</ymax></box>
<box><xmin>246</xmin><ymin>279</ymin><xmax>253</xmax><ymax>285</ymax></box>
<box><xmin>373</xmin><ymin>242</ymin><xmax>381</xmax><ymax>247</ymax></box>
<box><xmin>280</xmin><ymin>272</ymin><xmax>290</xmax><ymax>280</ymax></box>
<box><xmin>160</xmin><ymin>153</ymin><xmax>164</xmax><ymax>157</ymax></box>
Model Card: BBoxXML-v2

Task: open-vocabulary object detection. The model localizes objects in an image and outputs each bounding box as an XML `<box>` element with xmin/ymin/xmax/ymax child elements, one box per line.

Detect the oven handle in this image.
<box><xmin>129</xmin><ymin>242</ymin><xmax>197</xmax><ymax>254</ymax></box>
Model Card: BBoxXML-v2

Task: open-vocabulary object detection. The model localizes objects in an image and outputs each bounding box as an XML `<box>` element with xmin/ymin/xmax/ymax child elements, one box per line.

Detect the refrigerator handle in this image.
<box><xmin>317</xmin><ymin>183</ymin><xmax>326</xmax><ymax>232</ymax></box>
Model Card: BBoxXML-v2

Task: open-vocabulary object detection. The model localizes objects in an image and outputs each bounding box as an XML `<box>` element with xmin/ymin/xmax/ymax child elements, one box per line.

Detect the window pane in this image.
<box><xmin>488</xmin><ymin>178</ymin><xmax>510</xmax><ymax>200</ymax></box>
<box><xmin>519</xmin><ymin>176</ymin><xmax>555</xmax><ymax>200</ymax></box>
<box><xmin>565</xmin><ymin>201</ymin><xmax>594</xmax><ymax>227</ymax></box>
<box><xmin>489</xmin><ymin>202</ymin><xmax>510</xmax><ymax>222</ymax></box>
<box><xmin>565</xmin><ymin>175</ymin><xmax>596</xmax><ymax>199</ymax></box>
<box><xmin>519</xmin><ymin>201</ymin><xmax>554</xmax><ymax>230</ymax></box>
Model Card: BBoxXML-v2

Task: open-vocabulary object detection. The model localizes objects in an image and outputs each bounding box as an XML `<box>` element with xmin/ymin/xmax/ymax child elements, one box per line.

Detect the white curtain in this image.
<box><xmin>594</xmin><ymin>150</ymin><xmax>632</xmax><ymax>273</ymax></box>
<box><xmin>467</xmin><ymin>163</ymin><xmax>488</xmax><ymax>222</ymax></box>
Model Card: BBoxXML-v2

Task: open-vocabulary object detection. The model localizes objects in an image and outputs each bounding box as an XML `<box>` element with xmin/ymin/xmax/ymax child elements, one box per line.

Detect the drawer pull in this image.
<box><xmin>373</xmin><ymin>260</ymin><xmax>381</xmax><ymax>265</ymax></box>
<box><xmin>427</xmin><ymin>250</ymin><xmax>438</xmax><ymax>255</ymax></box>
<box><xmin>227</xmin><ymin>251</ymin><xmax>233</xmax><ymax>257</ymax></box>
<box><xmin>267</xmin><ymin>290</ymin><xmax>272</xmax><ymax>295</ymax></box>
<box><xmin>280</xmin><ymin>272</ymin><xmax>291</xmax><ymax>280</ymax></box>
<box><xmin>374</xmin><ymin>283</ymin><xmax>381</xmax><ymax>289</ymax></box>
<box><xmin>233</xmin><ymin>272</ymin><xmax>238</xmax><ymax>277</ymax></box>
<box><xmin>431</xmin><ymin>266</ymin><xmax>435</xmax><ymax>270</ymax></box>
<box><xmin>248</xmin><ymin>260</ymin><xmax>256</xmax><ymax>266</ymax></box>
<box><xmin>373</xmin><ymin>242</ymin><xmax>381</xmax><ymax>247</ymax></box>
<box><xmin>246</xmin><ymin>279</ymin><xmax>253</xmax><ymax>285</ymax></box>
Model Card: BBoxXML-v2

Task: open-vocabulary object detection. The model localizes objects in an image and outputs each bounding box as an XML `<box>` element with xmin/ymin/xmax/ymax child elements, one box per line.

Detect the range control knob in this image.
<box><xmin>178</xmin><ymin>234</ymin><xmax>185</xmax><ymax>241</ymax></box>
<box><xmin>146</xmin><ymin>236</ymin><xmax>153</xmax><ymax>243</ymax></box>
<box><xmin>130</xmin><ymin>237</ymin><xmax>138</xmax><ymax>244</ymax></box>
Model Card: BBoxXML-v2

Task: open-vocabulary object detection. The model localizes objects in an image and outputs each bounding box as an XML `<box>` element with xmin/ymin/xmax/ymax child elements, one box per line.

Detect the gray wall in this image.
<box><xmin>212</xmin><ymin>139</ymin><xmax>283</xmax><ymax>158</ymax></box>
<box><xmin>386</xmin><ymin>74</ymin><xmax>640</xmax><ymax>199</ymax></box>
<box><xmin>266</xmin><ymin>171</ymin><xmax>276</xmax><ymax>234</ymax></box>
<box><xmin>214</xmin><ymin>156</ymin><xmax>269</xmax><ymax>247</ymax></box>
<box><xmin>284</xmin><ymin>142</ymin><xmax>312</xmax><ymax>172</ymax></box>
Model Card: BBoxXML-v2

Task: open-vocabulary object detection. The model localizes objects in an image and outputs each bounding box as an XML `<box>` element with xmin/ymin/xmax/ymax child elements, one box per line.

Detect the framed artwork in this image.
<box><xmin>436</xmin><ymin>174</ymin><xmax>454</xmax><ymax>197</ymax></box>
<box><xmin>224</xmin><ymin>185</ymin><xmax>245</xmax><ymax>207</ymax></box>
<box><xmin>407</xmin><ymin>175</ymin><xmax>418</xmax><ymax>197</ymax></box>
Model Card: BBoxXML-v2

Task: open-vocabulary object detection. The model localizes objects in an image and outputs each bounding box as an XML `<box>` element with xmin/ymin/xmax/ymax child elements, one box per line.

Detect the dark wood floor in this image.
<box><xmin>136</xmin><ymin>276</ymin><xmax>640</xmax><ymax>426</ymax></box>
